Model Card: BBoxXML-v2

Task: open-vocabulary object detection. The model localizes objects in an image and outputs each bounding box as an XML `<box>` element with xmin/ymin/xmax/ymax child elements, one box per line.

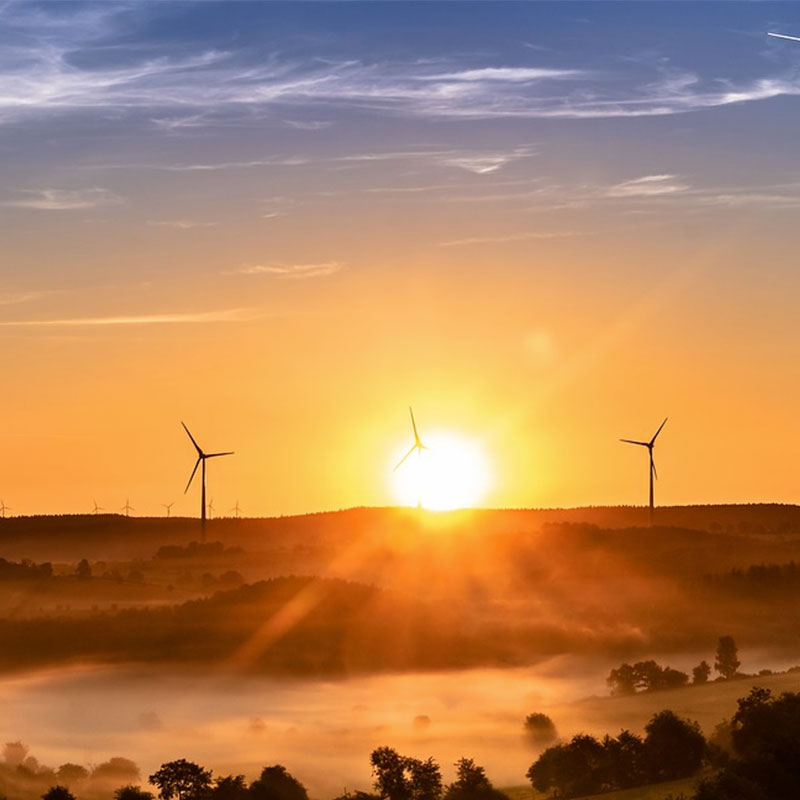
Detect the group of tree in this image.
<box><xmin>526</xmin><ymin>710</ymin><xmax>706</xmax><ymax>798</ymax></box>
<box><xmin>607</xmin><ymin>636</ymin><xmax>740</xmax><ymax>695</ymax></box>
<box><xmin>704</xmin><ymin>561</ymin><xmax>800</xmax><ymax>591</ymax></box>
<box><xmin>0</xmin><ymin>558</ymin><xmax>53</xmax><ymax>580</ymax></box>
<box><xmin>155</xmin><ymin>542</ymin><xmax>243</xmax><ymax>560</ymax></box>
<box><xmin>695</xmin><ymin>687</ymin><xmax>800</xmax><ymax>800</ymax></box>
<box><xmin>368</xmin><ymin>748</ymin><xmax>505</xmax><ymax>800</ymax></box>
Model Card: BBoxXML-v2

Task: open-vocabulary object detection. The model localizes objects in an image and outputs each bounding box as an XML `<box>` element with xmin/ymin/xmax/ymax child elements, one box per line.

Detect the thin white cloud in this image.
<box><xmin>0</xmin><ymin>291</ymin><xmax>43</xmax><ymax>306</ymax></box>
<box><xmin>0</xmin><ymin>309</ymin><xmax>254</xmax><ymax>327</ymax></box>
<box><xmin>147</xmin><ymin>219</ymin><xmax>217</xmax><ymax>229</ymax></box>
<box><xmin>283</xmin><ymin>119</ymin><xmax>334</xmax><ymax>130</ymax></box>
<box><xmin>234</xmin><ymin>262</ymin><xmax>342</xmax><ymax>279</ymax></box>
<box><xmin>420</xmin><ymin>67</ymin><xmax>583</xmax><ymax>82</ymax></box>
<box><xmin>4</xmin><ymin>187</ymin><xmax>124</xmax><ymax>210</ymax></box>
<box><xmin>3</xmin><ymin>4</ymin><xmax>800</xmax><ymax>125</ymax></box>
<box><xmin>606</xmin><ymin>174</ymin><xmax>690</xmax><ymax>198</ymax></box>
<box><xmin>166</xmin><ymin>157</ymin><xmax>308</xmax><ymax>171</ymax></box>
<box><xmin>438</xmin><ymin>230</ymin><xmax>585</xmax><ymax>247</ymax></box>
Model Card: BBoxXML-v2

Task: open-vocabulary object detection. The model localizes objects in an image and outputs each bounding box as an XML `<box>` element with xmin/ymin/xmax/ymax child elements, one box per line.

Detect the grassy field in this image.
<box><xmin>547</xmin><ymin>669</ymin><xmax>800</xmax><ymax>739</ymax></box>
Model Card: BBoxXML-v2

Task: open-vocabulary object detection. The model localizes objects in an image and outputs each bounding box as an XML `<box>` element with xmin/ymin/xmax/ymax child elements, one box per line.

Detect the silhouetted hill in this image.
<box><xmin>1</xmin><ymin>504</ymin><xmax>799</xmax><ymax>562</ymax></box>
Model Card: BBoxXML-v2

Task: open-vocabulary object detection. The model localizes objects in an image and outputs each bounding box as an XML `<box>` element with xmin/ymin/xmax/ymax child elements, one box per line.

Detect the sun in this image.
<box><xmin>390</xmin><ymin>431</ymin><xmax>493</xmax><ymax>511</ymax></box>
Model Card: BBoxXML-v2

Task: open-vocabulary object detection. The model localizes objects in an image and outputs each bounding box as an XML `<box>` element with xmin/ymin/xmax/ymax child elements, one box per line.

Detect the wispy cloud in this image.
<box><xmin>283</xmin><ymin>119</ymin><xmax>334</xmax><ymax>130</ymax></box>
<box><xmin>605</xmin><ymin>174</ymin><xmax>690</xmax><ymax>198</ymax></box>
<box><xmin>4</xmin><ymin>187</ymin><xmax>123</xmax><ymax>210</ymax></box>
<box><xmin>146</xmin><ymin>219</ymin><xmax>217</xmax><ymax>229</ymax></box>
<box><xmin>0</xmin><ymin>291</ymin><xmax>44</xmax><ymax>306</ymax></box>
<box><xmin>438</xmin><ymin>230</ymin><xmax>585</xmax><ymax>247</ymax></box>
<box><xmin>0</xmin><ymin>309</ymin><xmax>254</xmax><ymax>327</ymax></box>
<box><xmin>234</xmin><ymin>262</ymin><xmax>342</xmax><ymax>279</ymax></box>
<box><xmin>4</xmin><ymin>4</ymin><xmax>799</xmax><ymax>125</ymax></box>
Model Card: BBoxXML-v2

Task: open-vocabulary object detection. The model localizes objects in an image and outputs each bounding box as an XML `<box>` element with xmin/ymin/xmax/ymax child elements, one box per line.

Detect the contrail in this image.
<box><xmin>767</xmin><ymin>32</ymin><xmax>800</xmax><ymax>43</ymax></box>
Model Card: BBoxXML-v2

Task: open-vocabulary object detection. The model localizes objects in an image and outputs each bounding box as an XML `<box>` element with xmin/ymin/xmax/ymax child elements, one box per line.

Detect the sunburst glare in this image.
<box><xmin>390</xmin><ymin>431</ymin><xmax>493</xmax><ymax>510</ymax></box>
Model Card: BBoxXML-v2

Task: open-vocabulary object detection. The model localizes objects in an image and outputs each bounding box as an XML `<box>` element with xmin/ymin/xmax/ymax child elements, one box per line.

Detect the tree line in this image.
<box><xmin>10</xmin><ymin>686</ymin><xmax>800</xmax><ymax>800</ymax></box>
<box><xmin>606</xmin><ymin>635</ymin><xmax>740</xmax><ymax>695</ymax></box>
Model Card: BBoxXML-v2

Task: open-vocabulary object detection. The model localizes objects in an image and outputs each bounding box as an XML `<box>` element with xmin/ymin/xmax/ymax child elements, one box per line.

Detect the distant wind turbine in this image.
<box><xmin>0</xmin><ymin>500</ymin><xmax>10</xmax><ymax>519</ymax></box>
<box><xmin>394</xmin><ymin>407</ymin><xmax>428</xmax><ymax>471</ymax></box>
<box><xmin>92</xmin><ymin>500</ymin><xmax>104</xmax><ymax>515</ymax></box>
<box><xmin>621</xmin><ymin>418</ymin><xmax>668</xmax><ymax>526</ymax></box>
<box><xmin>207</xmin><ymin>498</ymin><xmax>215</xmax><ymax>518</ymax></box>
<box><xmin>230</xmin><ymin>500</ymin><xmax>242</xmax><ymax>518</ymax></box>
<box><xmin>182</xmin><ymin>421</ymin><xmax>233</xmax><ymax>540</ymax></box>
<box><xmin>768</xmin><ymin>32</ymin><xmax>800</xmax><ymax>42</ymax></box>
<box><xmin>163</xmin><ymin>501</ymin><xmax>175</xmax><ymax>518</ymax></box>
<box><xmin>121</xmin><ymin>498</ymin><xmax>134</xmax><ymax>517</ymax></box>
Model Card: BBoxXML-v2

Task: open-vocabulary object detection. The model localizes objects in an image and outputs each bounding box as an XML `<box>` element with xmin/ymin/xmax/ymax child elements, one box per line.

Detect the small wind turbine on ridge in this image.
<box><xmin>230</xmin><ymin>500</ymin><xmax>242</xmax><ymax>518</ymax></box>
<box><xmin>163</xmin><ymin>501</ymin><xmax>175</xmax><ymax>518</ymax></box>
<box><xmin>0</xmin><ymin>500</ymin><xmax>10</xmax><ymax>519</ymax></box>
<box><xmin>182</xmin><ymin>421</ymin><xmax>233</xmax><ymax>541</ymax></box>
<box><xmin>121</xmin><ymin>498</ymin><xmax>134</xmax><ymax>517</ymax></box>
<box><xmin>92</xmin><ymin>500</ymin><xmax>104</xmax><ymax>515</ymax></box>
<box><xmin>207</xmin><ymin>498</ymin><xmax>215</xmax><ymax>519</ymax></box>
<box><xmin>620</xmin><ymin>417</ymin><xmax>668</xmax><ymax>526</ymax></box>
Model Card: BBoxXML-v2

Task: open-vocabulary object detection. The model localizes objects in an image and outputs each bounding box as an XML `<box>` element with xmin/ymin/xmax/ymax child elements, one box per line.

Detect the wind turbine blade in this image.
<box><xmin>409</xmin><ymin>407</ymin><xmax>422</xmax><ymax>446</ymax></box>
<box><xmin>652</xmin><ymin>458</ymin><xmax>658</xmax><ymax>481</ymax></box>
<box><xmin>184</xmin><ymin>457</ymin><xmax>201</xmax><ymax>493</ymax></box>
<box><xmin>394</xmin><ymin>444</ymin><xmax>417</xmax><ymax>471</ymax></box>
<box><xmin>620</xmin><ymin>439</ymin><xmax>649</xmax><ymax>447</ymax></box>
<box><xmin>768</xmin><ymin>32</ymin><xmax>800</xmax><ymax>42</ymax></box>
<box><xmin>207</xmin><ymin>451</ymin><xmax>234</xmax><ymax>458</ymax></box>
<box><xmin>650</xmin><ymin>417</ymin><xmax>668</xmax><ymax>446</ymax></box>
<box><xmin>181</xmin><ymin>421</ymin><xmax>204</xmax><ymax>456</ymax></box>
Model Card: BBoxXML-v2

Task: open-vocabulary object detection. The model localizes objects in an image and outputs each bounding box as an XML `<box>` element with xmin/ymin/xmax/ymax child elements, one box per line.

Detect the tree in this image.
<box><xmin>42</xmin><ymin>788</ymin><xmax>76</xmax><ymax>800</ymax></box>
<box><xmin>526</xmin><ymin>735</ymin><xmax>606</xmax><ymax>798</ymax></box>
<box><xmin>57</xmin><ymin>764</ymin><xmax>89</xmax><ymax>784</ymax></box>
<box><xmin>602</xmin><ymin>730</ymin><xmax>647</xmax><ymax>790</ymax></box>
<box><xmin>249</xmin><ymin>766</ymin><xmax>308</xmax><ymax>800</ymax></box>
<box><xmin>149</xmin><ymin>760</ymin><xmax>212</xmax><ymax>800</ymax></box>
<box><xmin>370</xmin><ymin>749</ymin><xmax>441</xmax><ymax>800</ymax></box>
<box><xmin>115</xmin><ymin>787</ymin><xmax>155</xmax><ymax>800</ymax></box>
<box><xmin>643</xmin><ymin>710</ymin><xmax>706</xmax><ymax>782</ymax></box>
<box><xmin>211</xmin><ymin>776</ymin><xmax>248</xmax><ymax>800</ymax></box>
<box><xmin>523</xmin><ymin>713</ymin><xmax>557</xmax><ymax>747</ymax></box>
<box><xmin>444</xmin><ymin>759</ymin><xmax>505</xmax><ymax>800</ymax></box>
<box><xmin>607</xmin><ymin>663</ymin><xmax>637</xmax><ymax>695</ymax></box>
<box><xmin>693</xmin><ymin>661</ymin><xmax>712</xmax><ymax>685</ymax></box>
<box><xmin>715</xmin><ymin>636</ymin><xmax>740</xmax><ymax>680</ymax></box>
<box><xmin>694</xmin><ymin>771</ymin><xmax>765</xmax><ymax>800</ymax></box>
<box><xmin>75</xmin><ymin>559</ymin><xmax>92</xmax><ymax>579</ymax></box>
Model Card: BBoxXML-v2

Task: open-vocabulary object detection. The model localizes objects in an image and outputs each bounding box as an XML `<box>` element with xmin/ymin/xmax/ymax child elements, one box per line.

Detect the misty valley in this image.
<box><xmin>2</xmin><ymin>506</ymin><xmax>800</xmax><ymax>800</ymax></box>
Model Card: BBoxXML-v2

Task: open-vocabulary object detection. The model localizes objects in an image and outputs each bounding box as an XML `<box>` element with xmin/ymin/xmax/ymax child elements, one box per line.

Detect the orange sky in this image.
<box><xmin>3</xmin><ymin>3</ymin><xmax>800</xmax><ymax>515</ymax></box>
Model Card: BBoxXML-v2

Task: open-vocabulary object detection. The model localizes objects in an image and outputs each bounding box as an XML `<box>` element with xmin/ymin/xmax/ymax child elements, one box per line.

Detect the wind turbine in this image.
<box><xmin>0</xmin><ymin>500</ymin><xmax>10</xmax><ymax>519</ymax></box>
<box><xmin>207</xmin><ymin>498</ymin><xmax>216</xmax><ymax>519</ymax></box>
<box><xmin>163</xmin><ymin>501</ymin><xmax>175</xmax><ymax>518</ymax></box>
<box><xmin>182</xmin><ymin>421</ymin><xmax>233</xmax><ymax>540</ymax></box>
<box><xmin>394</xmin><ymin>407</ymin><xmax>428</xmax><ymax>471</ymax></box>
<box><xmin>92</xmin><ymin>500</ymin><xmax>104</xmax><ymax>515</ymax></box>
<box><xmin>621</xmin><ymin>417</ymin><xmax>668</xmax><ymax>526</ymax></box>
<box><xmin>121</xmin><ymin>498</ymin><xmax>134</xmax><ymax>517</ymax></box>
<box><xmin>230</xmin><ymin>500</ymin><xmax>242</xmax><ymax>518</ymax></box>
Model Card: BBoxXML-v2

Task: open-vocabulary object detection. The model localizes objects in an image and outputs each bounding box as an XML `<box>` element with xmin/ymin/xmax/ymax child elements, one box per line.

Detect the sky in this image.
<box><xmin>4</xmin><ymin>1</ymin><xmax>800</xmax><ymax>516</ymax></box>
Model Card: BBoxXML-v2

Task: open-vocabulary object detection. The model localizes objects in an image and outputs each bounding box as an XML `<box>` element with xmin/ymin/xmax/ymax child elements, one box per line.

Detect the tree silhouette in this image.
<box><xmin>693</xmin><ymin>661</ymin><xmax>712</xmax><ymax>685</ymax></box>
<box><xmin>444</xmin><ymin>759</ymin><xmax>505</xmax><ymax>800</ymax></box>
<box><xmin>42</xmin><ymin>787</ymin><xmax>76</xmax><ymax>800</ymax></box>
<box><xmin>210</xmin><ymin>776</ymin><xmax>248</xmax><ymax>800</ymax></box>
<box><xmin>715</xmin><ymin>636</ymin><xmax>741</xmax><ymax>680</ymax></box>
<box><xmin>249</xmin><ymin>766</ymin><xmax>308</xmax><ymax>800</ymax></box>
<box><xmin>115</xmin><ymin>787</ymin><xmax>155</xmax><ymax>800</ymax></box>
<box><xmin>523</xmin><ymin>713</ymin><xmax>557</xmax><ymax>747</ymax></box>
<box><xmin>149</xmin><ymin>760</ymin><xmax>212</xmax><ymax>800</ymax></box>
<box><xmin>370</xmin><ymin>748</ymin><xmax>441</xmax><ymax>800</ymax></box>
<box><xmin>643</xmin><ymin>710</ymin><xmax>706</xmax><ymax>782</ymax></box>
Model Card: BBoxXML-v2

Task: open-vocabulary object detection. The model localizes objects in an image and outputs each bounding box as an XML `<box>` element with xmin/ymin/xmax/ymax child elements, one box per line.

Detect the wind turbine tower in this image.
<box><xmin>621</xmin><ymin>418</ymin><xmax>667</xmax><ymax>526</ymax></box>
<box><xmin>182</xmin><ymin>422</ymin><xmax>233</xmax><ymax>540</ymax></box>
